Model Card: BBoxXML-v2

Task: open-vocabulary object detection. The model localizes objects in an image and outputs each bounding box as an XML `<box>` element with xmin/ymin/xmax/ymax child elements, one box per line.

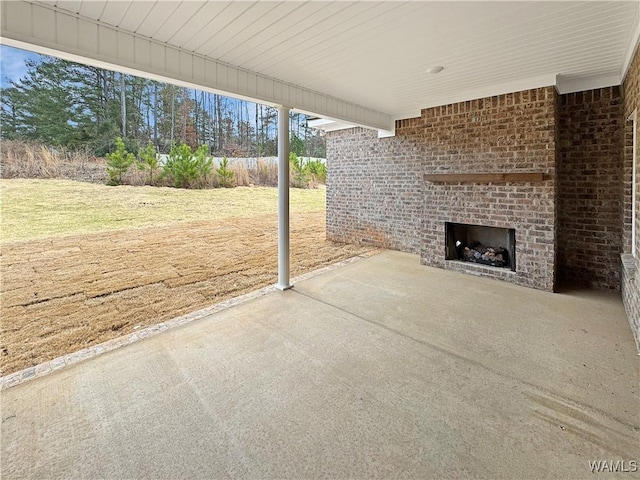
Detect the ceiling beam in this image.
<box><xmin>0</xmin><ymin>0</ymin><xmax>393</xmax><ymax>132</ymax></box>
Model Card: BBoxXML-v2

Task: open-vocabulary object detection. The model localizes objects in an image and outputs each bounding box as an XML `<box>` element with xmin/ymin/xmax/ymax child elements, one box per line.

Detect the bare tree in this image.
<box><xmin>120</xmin><ymin>73</ymin><xmax>126</xmax><ymax>137</ymax></box>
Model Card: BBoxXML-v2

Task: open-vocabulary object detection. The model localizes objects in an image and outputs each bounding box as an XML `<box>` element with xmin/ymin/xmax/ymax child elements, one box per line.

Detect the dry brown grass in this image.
<box><xmin>230</xmin><ymin>162</ymin><xmax>251</xmax><ymax>186</ymax></box>
<box><xmin>0</xmin><ymin>140</ymin><xmax>108</xmax><ymax>183</ymax></box>
<box><xmin>0</xmin><ymin>212</ymin><xmax>372</xmax><ymax>375</ymax></box>
<box><xmin>0</xmin><ymin>140</ymin><xmax>61</xmax><ymax>178</ymax></box>
<box><xmin>250</xmin><ymin>159</ymin><xmax>279</xmax><ymax>186</ymax></box>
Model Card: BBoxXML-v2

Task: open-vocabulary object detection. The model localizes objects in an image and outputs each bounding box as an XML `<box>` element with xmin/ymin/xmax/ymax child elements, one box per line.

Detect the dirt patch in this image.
<box><xmin>0</xmin><ymin>212</ymin><xmax>372</xmax><ymax>375</ymax></box>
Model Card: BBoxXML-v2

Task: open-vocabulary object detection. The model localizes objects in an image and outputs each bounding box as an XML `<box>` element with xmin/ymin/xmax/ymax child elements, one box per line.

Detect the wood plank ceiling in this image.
<box><xmin>16</xmin><ymin>1</ymin><xmax>640</xmax><ymax>119</ymax></box>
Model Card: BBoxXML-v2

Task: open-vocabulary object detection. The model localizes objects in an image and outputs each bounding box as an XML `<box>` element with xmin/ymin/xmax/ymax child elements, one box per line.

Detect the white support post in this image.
<box><xmin>276</xmin><ymin>106</ymin><xmax>292</xmax><ymax>290</ymax></box>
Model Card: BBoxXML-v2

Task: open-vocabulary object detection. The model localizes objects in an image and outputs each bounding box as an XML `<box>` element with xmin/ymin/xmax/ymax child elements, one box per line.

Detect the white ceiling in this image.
<box><xmin>17</xmin><ymin>1</ymin><xmax>640</xmax><ymax>120</ymax></box>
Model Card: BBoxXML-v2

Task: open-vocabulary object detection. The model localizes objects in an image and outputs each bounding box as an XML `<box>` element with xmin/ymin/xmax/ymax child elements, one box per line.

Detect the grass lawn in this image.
<box><xmin>0</xmin><ymin>178</ymin><xmax>373</xmax><ymax>375</ymax></box>
<box><xmin>1</xmin><ymin>179</ymin><xmax>326</xmax><ymax>242</ymax></box>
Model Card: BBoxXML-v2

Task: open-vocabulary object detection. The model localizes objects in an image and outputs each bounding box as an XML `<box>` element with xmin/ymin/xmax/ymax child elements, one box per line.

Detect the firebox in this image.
<box><xmin>445</xmin><ymin>222</ymin><xmax>516</xmax><ymax>271</ymax></box>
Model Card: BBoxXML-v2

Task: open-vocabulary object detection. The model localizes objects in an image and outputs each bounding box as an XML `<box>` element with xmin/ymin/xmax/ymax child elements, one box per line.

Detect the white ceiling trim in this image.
<box><xmin>0</xmin><ymin>0</ymin><xmax>393</xmax><ymax>131</ymax></box>
<box><xmin>307</xmin><ymin>119</ymin><xmax>357</xmax><ymax>133</ymax></box>
<box><xmin>621</xmin><ymin>8</ymin><xmax>640</xmax><ymax>83</ymax></box>
<box><xmin>556</xmin><ymin>73</ymin><xmax>622</xmax><ymax>95</ymax></box>
<box><xmin>395</xmin><ymin>73</ymin><xmax>559</xmax><ymax>120</ymax></box>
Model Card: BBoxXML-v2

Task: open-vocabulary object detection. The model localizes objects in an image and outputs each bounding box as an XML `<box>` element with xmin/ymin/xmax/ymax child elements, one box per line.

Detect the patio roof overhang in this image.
<box><xmin>0</xmin><ymin>1</ymin><xmax>393</xmax><ymax>132</ymax></box>
<box><xmin>2</xmin><ymin>1</ymin><xmax>639</xmax><ymax>133</ymax></box>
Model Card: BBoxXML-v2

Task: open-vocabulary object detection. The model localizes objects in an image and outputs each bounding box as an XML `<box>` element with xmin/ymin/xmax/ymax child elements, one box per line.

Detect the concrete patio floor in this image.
<box><xmin>1</xmin><ymin>250</ymin><xmax>638</xmax><ymax>479</ymax></box>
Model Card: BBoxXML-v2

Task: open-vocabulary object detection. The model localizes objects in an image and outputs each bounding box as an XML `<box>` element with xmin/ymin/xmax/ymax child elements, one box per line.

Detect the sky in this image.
<box><xmin>0</xmin><ymin>45</ymin><xmax>42</xmax><ymax>88</ymax></box>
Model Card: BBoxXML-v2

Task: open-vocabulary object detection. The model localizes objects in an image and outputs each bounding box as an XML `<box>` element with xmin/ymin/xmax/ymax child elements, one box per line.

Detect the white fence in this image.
<box><xmin>157</xmin><ymin>155</ymin><xmax>326</xmax><ymax>167</ymax></box>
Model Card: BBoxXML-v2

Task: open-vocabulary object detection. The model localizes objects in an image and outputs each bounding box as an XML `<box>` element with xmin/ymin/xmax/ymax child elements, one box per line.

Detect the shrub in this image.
<box><xmin>193</xmin><ymin>145</ymin><xmax>213</xmax><ymax>187</ymax></box>
<box><xmin>164</xmin><ymin>143</ymin><xmax>192</xmax><ymax>188</ymax></box>
<box><xmin>137</xmin><ymin>141</ymin><xmax>160</xmax><ymax>185</ymax></box>
<box><xmin>290</xmin><ymin>152</ymin><xmax>310</xmax><ymax>188</ymax></box>
<box><xmin>217</xmin><ymin>157</ymin><xmax>235</xmax><ymax>188</ymax></box>
<box><xmin>106</xmin><ymin>137</ymin><xmax>135</xmax><ymax>185</ymax></box>
<box><xmin>0</xmin><ymin>140</ymin><xmax>110</xmax><ymax>182</ymax></box>
<box><xmin>163</xmin><ymin>143</ymin><xmax>215</xmax><ymax>188</ymax></box>
<box><xmin>306</xmin><ymin>159</ymin><xmax>327</xmax><ymax>184</ymax></box>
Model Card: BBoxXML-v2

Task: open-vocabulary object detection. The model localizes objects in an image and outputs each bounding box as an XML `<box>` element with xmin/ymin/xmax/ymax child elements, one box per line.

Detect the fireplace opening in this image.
<box><xmin>445</xmin><ymin>222</ymin><xmax>516</xmax><ymax>271</ymax></box>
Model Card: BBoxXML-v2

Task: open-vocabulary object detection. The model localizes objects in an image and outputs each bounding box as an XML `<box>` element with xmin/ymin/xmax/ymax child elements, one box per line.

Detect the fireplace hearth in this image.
<box><xmin>445</xmin><ymin>222</ymin><xmax>516</xmax><ymax>271</ymax></box>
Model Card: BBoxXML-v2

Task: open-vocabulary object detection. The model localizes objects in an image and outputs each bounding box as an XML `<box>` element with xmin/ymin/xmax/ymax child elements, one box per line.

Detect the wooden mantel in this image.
<box><xmin>424</xmin><ymin>172</ymin><xmax>545</xmax><ymax>183</ymax></box>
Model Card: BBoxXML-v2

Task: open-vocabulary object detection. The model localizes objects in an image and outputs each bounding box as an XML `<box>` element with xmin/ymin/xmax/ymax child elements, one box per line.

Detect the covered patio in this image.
<box><xmin>1</xmin><ymin>1</ymin><xmax>639</xmax><ymax>477</ymax></box>
<box><xmin>2</xmin><ymin>251</ymin><xmax>637</xmax><ymax>478</ymax></box>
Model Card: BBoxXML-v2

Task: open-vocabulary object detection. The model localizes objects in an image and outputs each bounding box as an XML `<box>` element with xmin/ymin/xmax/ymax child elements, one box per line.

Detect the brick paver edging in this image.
<box><xmin>1</xmin><ymin>251</ymin><xmax>380</xmax><ymax>390</ymax></box>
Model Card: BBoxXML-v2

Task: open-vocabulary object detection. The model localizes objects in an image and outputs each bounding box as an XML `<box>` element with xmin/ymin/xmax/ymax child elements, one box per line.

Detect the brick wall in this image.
<box><xmin>621</xmin><ymin>255</ymin><xmax>639</xmax><ymax>348</ymax></box>
<box><xmin>622</xmin><ymin>122</ymin><xmax>634</xmax><ymax>252</ymax></box>
<box><xmin>326</xmin><ymin>122</ymin><xmax>424</xmax><ymax>253</ymax></box>
<box><xmin>557</xmin><ymin>87</ymin><xmax>624</xmax><ymax>290</ymax></box>
<box><xmin>622</xmin><ymin>44</ymin><xmax>640</xmax><ymax>347</ymax></box>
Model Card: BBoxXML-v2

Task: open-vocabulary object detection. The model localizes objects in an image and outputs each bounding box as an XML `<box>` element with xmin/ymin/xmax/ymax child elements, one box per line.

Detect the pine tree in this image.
<box><xmin>0</xmin><ymin>86</ymin><xmax>26</xmax><ymax>139</ymax></box>
<box><xmin>137</xmin><ymin>140</ymin><xmax>160</xmax><ymax>185</ymax></box>
<box><xmin>12</xmin><ymin>58</ymin><xmax>81</xmax><ymax>146</ymax></box>
<box><xmin>106</xmin><ymin>137</ymin><xmax>135</xmax><ymax>185</ymax></box>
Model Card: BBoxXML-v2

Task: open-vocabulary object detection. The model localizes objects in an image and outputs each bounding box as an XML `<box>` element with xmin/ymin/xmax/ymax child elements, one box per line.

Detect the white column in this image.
<box><xmin>276</xmin><ymin>106</ymin><xmax>292</xmax><ymax>290</ymax></box>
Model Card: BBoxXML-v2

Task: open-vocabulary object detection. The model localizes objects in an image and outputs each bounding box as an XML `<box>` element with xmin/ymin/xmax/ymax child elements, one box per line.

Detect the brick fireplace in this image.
<box><xmin>326</xmin><ymin>85</ymin><xmax>628</xmax><ymax>294</ymax></box>
<box><xmin>419</xmin><ymin>87</ymin><xmax>557</xmax><ymax>291</ymax></box>
<box><xmin>327</xmin><ymin>86</ymin><xmax>558</xmax><ymax>291</ymax></box>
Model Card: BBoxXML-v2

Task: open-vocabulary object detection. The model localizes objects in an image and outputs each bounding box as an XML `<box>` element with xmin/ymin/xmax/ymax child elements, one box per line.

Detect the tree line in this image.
<box><xmin>0</xmin><ymin>53</ymin><xmax>325</xmax><ymax>158</ymax></box>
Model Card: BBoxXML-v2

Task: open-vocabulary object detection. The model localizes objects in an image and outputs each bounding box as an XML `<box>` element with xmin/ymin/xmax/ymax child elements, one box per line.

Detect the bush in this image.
<box><xmin>137</xmin><ymin>141</ymin><xmax>160</xmax><ymax>185</ymax></box>
<box><xmin>164</xmin><ymin>143</ymin><xmax>191</xmax><ymax>188</ymax></box>
<box><xmin>217</xmin><ymin>157</ymin><xmax>235</xmax><ymax>188</ymax></box>
<box><xmin>193</xmin><ymin>145</ymin><xmax>213</xmax><ymax>188</ymax></box>
<box><xmin>162</xmin><ymin>143</ymin><xmax>214</xmax><ymax>188</ymax></box>
<box><xmin>106</xmin><ymin>137</ymin><xmax>135</xmax><ymax>185</ymax></box>
<box><xmin>306</xmin><ymin>159</ymin><xmax>326</xmax><ymax>184</ymax></box>
<box><xmin>0</xmin><ymin>138</ymin><xmax>326</xmax><ymax>188</ymax></box>
<box><xmin>0</xmin><ymin>139</ymin><xmax>110</xmax><ymax>182</ymax></box>
<box><xmin>0</xmin><ymin>140</ymin><xmax>61</xmax><ymax>178</ymax></box>
<box><xmin>289</xmin><ymin>152</ymin><xmax>310</xmax><ymax>188</ymax></box>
